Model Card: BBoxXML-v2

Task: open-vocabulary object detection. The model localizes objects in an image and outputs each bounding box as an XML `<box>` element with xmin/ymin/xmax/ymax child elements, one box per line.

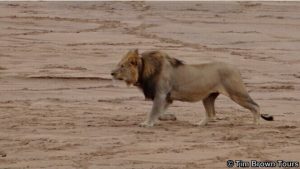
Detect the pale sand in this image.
<box><xmin>0</xmin><ymin>2</ymin><xmax>299</xmax><ymax>169</ymax></box>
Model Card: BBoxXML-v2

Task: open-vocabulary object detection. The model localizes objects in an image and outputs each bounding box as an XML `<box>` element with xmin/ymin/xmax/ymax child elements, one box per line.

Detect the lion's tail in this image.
<box><xmin>261</xmin><ymin>114</ymin><xmax>274</xmax><ymax>121</ymax></box>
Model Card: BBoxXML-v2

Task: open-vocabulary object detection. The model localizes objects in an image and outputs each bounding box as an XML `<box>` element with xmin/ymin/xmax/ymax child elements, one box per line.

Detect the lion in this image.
<box><xmin>111</xmin><ymin>49</ymin><xmax>273</xmax><ymax>127</ymax></box>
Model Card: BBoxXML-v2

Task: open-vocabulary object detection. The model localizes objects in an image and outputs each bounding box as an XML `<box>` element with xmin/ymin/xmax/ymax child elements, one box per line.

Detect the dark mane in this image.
<box><xmin>136</xmin><ymin>51</ymin><xmax>184</xmax><ymax>100</ymax></box>
<box><xmin>137</xmin><ymin>52</ymin><xmax>162</xmax><ymax>100</ymax></box>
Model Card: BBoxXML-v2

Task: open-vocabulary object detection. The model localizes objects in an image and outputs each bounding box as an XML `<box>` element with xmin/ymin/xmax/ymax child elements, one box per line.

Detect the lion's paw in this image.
<box><xmin>209</xmin><ymin>117</ymin><xmax>222</xmax><ymax>121</ymax></box>
<box><xmin>139</xmin><ymin>121</ymin><xmax>154</xmax><ymax>128</ymax></box>
<box><xmin>158</xmin><ymin>114</ymin><xmax>177</xmax><ymax>121</ymax></box>
<box><xmin>195</xmin><ymin>119</ymin><xmax>208</xmax><ymax>126</ymax></box>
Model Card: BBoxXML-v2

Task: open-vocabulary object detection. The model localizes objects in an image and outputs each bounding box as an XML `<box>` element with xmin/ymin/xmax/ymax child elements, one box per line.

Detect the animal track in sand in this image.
<box><xmin>259</xmin><ymin>85</ymin><xmax>295</xmax><ymax>91</ymax></box>
<box><xmin>42</xmin><ymin>64</ymin><xmax>88</xmax><ymax>71</ymax></box>
<box><xmin>276</xmin><ymin>125</ymin><xmax>297</xmax><ymax>129</ymax></box>
<box><xmin>0</xmin><ymin>30</ymin><xmax>53</xmax><ymax>37</ymax></box>
<box><xmin>98</xmin><ymin>96</ymin><xmax>142</xmax><ymax>104</ymax></box>
<box><xmin>0</xmin><ymin>66</ymin><xmax>7</xmax><ymax>70</ymax></box>
<box><xmin>220</xmin><ymin>30</ymin><xmax>260</xmax><ymax>34</ymax></box>
<box><xmin>0</xmin><ymin>15</ymin><xmax>114</xmax><ymax>24</ymax></box>
<box><xmin>129</xmin><ymin>1</ymin><xmax>151</xmax><ymax>11</ymax></box>
<box><xmin>27</xmin><ymin>75</ymin><xmax>111</xmax><ymax>81</ymax></box>
<box><xmin>66</xmin><ymin>42</ymin><xmax>147</xmax><ymax>47</ymax></box>
<box><xmin>124</xmin><ymin>23</ymin><xmax>215</xmax><ymax>51</ymax></box>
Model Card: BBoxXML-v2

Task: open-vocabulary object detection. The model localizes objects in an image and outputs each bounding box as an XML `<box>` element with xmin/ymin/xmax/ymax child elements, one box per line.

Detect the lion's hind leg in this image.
<box><xmin>206</xmin><ymin>93</ymin><xmax>219</xmax><ymax>120</ymax></box>
<box><xmin>221</xmin><ymin>75</ymin><xmax>260</xmax><ymax>125</ymax></box>
<box><xmin>228</xmin><ymin>92</ymin><xmax>261</xmax><ymax>125</ymax></box>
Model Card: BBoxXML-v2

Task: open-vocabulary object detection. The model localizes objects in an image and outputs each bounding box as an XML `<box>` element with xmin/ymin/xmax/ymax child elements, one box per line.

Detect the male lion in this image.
<box><xmin>111</xmin><ymin>49</ymin><xmax>273</xmax><ymax>127</ymax></box>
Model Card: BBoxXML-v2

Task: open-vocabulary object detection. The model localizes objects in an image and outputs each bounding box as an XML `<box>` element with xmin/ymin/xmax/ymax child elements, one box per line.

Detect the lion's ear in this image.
<box><xmin>133</xmin><ymin>49</ymin><xmax>139</xmax><ymax>55</ymax></box>
<box><xmin>130</xmin><ymin>58</ymin><xmax>138</xmax><ymax>66</ymax></box>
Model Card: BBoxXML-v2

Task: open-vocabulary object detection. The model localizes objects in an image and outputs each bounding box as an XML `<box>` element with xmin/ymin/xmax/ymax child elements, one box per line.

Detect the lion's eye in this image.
<box><xmin>130</xmin><ymin>61</ymin><xmax>136</xmax><ymax>65</ymax></box>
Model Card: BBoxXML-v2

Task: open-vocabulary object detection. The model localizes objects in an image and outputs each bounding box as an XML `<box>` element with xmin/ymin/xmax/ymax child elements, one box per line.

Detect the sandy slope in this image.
<box><xmin>0</xmin><ymin>2</ymin><xmax>299</xmax><ymax>169</ymax></box>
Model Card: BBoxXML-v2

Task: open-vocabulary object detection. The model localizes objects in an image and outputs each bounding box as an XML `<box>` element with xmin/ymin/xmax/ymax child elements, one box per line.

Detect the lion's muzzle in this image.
<box><xmin>111</xmin><ymin>69</ymin><xmax>119</xmax><ymax>78</ymax></box>
<box><xmin>110</xmin><ymin>71</ymin><xmax>116</xmax><ymax>76</ymax></box>
<box><xmin>110</xmin><ymin>69</ymin><xmax>124</xmax><ymax>81</ymax></box>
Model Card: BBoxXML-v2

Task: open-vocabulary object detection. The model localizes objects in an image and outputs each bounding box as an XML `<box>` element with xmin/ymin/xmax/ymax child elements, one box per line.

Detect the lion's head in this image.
<box><xmin>112</xmin><ymin>49</ymin><xmax>184</xmax><ymax>100</ymax></box>
<box><xmin>111</xmin><ymin>49</ymin><xmax>141</xmax><ymax>86</ymax></box>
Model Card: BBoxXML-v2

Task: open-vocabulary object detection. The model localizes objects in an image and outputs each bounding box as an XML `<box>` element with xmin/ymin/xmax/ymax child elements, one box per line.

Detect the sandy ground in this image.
<box><xmin>0</xmin><ymin>2</ymin><xmax>300</xmax><ymax>169</ymax></box>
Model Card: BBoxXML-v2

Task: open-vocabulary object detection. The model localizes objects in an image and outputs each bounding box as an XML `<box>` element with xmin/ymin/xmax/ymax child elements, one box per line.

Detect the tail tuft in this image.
<box><xmin>261</xmin><ymin>114</ymin><xmax>274</xmax><ymax>121</ymax></box>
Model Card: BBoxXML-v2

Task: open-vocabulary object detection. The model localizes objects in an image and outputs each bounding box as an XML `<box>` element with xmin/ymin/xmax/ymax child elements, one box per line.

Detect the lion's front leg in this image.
<box><xmin>139</xmin><ymin>94</ymin><xmax>167</xmax><ymax>127</ymax></box>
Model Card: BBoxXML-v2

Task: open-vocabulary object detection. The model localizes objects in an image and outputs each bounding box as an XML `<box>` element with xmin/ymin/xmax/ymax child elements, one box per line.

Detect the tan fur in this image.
<box><xmin>111</xmin><ymin>50</ymin><xmax>273</xmax><ymax>127</ymax></box>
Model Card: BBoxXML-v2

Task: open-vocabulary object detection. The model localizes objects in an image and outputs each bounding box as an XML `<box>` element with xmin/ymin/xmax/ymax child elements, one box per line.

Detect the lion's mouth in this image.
<box><xmin>112</xmin><ymin>76</ymin><xmax>134</xmax><ymax>86</ymax></box>
<box><xmin>112</xmin><ymin>76</ymin><xmax>124</xmax><ymax>81</ymax></box>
